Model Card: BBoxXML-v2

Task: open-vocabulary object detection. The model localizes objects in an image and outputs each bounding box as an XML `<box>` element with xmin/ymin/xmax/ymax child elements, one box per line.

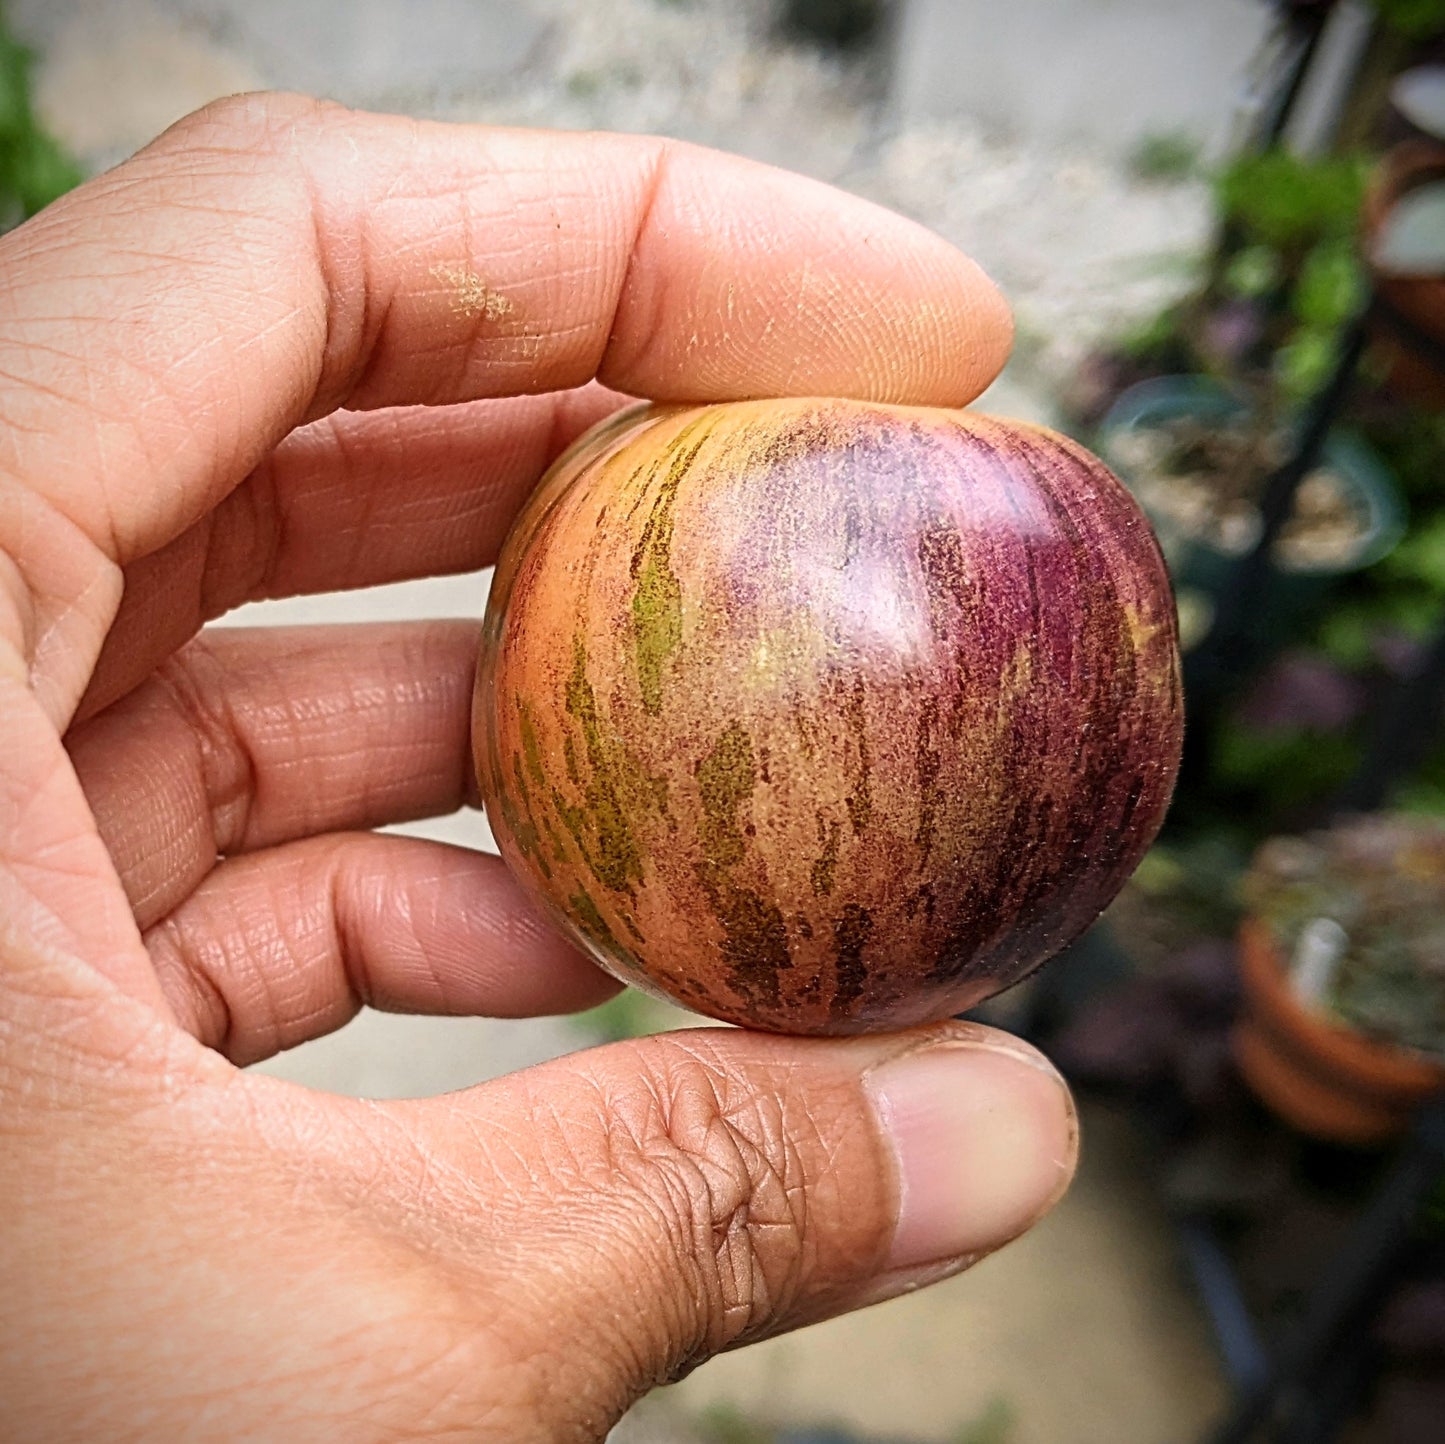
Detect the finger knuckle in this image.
<box><xmin>165</xmin><ymin>91</ymin><xmax>340</xmax><ymax>153</ymax></box>
<box><xmin>151</xmin><ymin>640</ymin><xmax>257</xmax><ymax>850</ymax></box>
<box><xmin>601</xmin><ymin>1046</ymin><xmax>824</xmax><ymax>1360</ymax></box>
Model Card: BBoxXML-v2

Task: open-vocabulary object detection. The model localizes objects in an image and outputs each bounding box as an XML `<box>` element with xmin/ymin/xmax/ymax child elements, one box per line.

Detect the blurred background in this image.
<box><xmin>5</xmin><ymin>2</ymin><xmax>1445</xmax><ymax>1441</ymax></box>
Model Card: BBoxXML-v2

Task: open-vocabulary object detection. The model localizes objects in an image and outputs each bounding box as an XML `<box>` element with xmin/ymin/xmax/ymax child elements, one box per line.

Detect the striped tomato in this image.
<box><xmin>475</xmin><ymin>399</ymin><xmax>1182</xmax><ymax>1035</ymax></box>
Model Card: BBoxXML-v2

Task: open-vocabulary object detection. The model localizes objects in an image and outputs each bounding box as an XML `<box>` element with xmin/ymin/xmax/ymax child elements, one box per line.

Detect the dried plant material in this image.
<box><xmin>429</xmin><ymin>263</ymin><xmax>514</xmax><ymax>321</ymax></box>
<box><xmin>1245</xmin><ymin>815</ymin><xmax>1445</xmax><ymax>1059</ymax></box>
<box><xmin>1109</xmin><ymin>417</ymin><xmax>1365</xmax><ymax>572</ymax></box>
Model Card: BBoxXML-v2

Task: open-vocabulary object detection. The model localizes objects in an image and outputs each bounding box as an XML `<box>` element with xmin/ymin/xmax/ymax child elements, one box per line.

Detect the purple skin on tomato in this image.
<box><xmin>475</xmin><ymin>397</ymin><xmax>1183</xmax><ymax>1035</ymax></box>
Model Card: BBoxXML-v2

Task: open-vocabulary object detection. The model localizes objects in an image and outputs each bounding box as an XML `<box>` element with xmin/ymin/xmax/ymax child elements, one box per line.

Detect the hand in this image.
<box><xmin>0</xmin><ymin>94</ymin><xmax>1076</xmax><ymax>1442</ymax></box>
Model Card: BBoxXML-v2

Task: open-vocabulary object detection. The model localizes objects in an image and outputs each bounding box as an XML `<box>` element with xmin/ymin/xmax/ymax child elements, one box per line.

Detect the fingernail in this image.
<box><xmin>865</xmin><ymin>1038</ymin><xmax>1077</xmax><ymax>1271</ymax></box>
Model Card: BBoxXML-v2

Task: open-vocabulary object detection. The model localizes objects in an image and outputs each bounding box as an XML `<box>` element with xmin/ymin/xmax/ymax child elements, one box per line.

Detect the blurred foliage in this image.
<box><xmin>954</xmin><ymin>1398</ymin><xmax>1016</xmax><ymax>1444</ymax></box>
<box><xmin>1277</xmin><ymin>237</ymin><xmax>1369</xmax><ymax>401</ymax></box>
<box><xmin>1193</xmin><ymin>535</ymin><xmax>1445</xmax><ymax>822</ymax></box>
<box><xmin>1223</xmin><ymin>243</ymin><xmax>1284</xmax><ymax>300</ymax></box>
<box><xmin>572</xmin><ymin>985</ymin><xmax>707</xmax><ymax>1042</ymax></box>
<box><xmin>1112</xmin><ymin>304</ymin><xmax>1193</xmax><ymax>368</ymax></box>
<box><xmin>1372</xmin><ymin>0</ymin><xmax>1445</xmax><ymax>38</ymax></box>
<box><xmin>0</xmin><ymin>6</ymin><xmax>81</xmax><ymax>230</ymax></box>
<box><xmin>779</xmin><ymin>0</ymin><xmax>888</xmax><ymax>49</ymax></box>
<box><xmin>572</xmin><ymin>988</ymin><xmax>666</xmax><ymax>1042</ymax></box>
<box><xmin>1128</xmin><ymin>131</ymin><xmax>1204</xmax><ymax>185</ymax></box>
<box><xmin>1212</xmin><ymin>151</ymin><xmax>1370</xmax><ymax>404</ymax></box>
<box><xmin>1213</xmin><ymin>717</ymin><xmax>1361</xmax><ymax>816</ymax></box>
<box><xmin>689</xmin><ymin>1398</ymin><xmax>1018</xmax><ymax>1444</ymax></box>
<box><xmin>696</xmin><ymin>1403</ymin><xmax>773</xmax><ymax>1444</ymax></box>
<box><xmin>1216</xmin><ymin>151</ymin><xmax>1367</xmax><ymax>252</ymax></box>
<box><xmin>1084</xmin><ymin>125</ymin><xmax>1445</xmax><ymax>835</ymax></box>
<box><xmin>1125</xmin><ymin>836</ymin><xmax>1248</xmax><ymax>943</ymax></box>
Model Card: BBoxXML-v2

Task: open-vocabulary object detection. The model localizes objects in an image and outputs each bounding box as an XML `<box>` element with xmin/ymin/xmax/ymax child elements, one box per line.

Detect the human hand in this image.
<box><xmin>0</xmin><ymin>94</ymin><xmax>1076</xmax><ymax>1442</ymax></box>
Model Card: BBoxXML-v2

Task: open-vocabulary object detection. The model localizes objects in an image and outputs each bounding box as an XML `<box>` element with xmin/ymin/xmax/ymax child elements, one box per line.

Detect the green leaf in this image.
<box><xmin>1276</xmin><ymin>326</ymin><xmax>1338</xmax><ymax>403</ymax></box>
<box><xmin>1118</xmin><ymin>306</ymin><xmax>1184</xmax><ymax>359</ymax></box>
<box><xmin>1294</xmin><ymin>240</ymin><xmax>1366</xmax><ymax>327</ymax></box>
<box><xmin>1216</xmin><ymin>151</ymin><xmax>1367</xmax><ymax>249</ymax></box>
<box><xmin>0</xmin><ymin>24</ymin><xmax>34</xmax><ymax>138</ymax></box>
<box><xmin>1223</xmin><ymin>244</ymin><xmax>1282</xmax><ymax>299</ymax></box>
<box><xmin>0</xmin><ymin>6</ymin><xmax>83</xmax><ymax>227</ymax></box>
<box><xmin>695</xmin><ymin>1403</ymin><xmax>773</xmax><ymax>1444</ymax></box>
<box><xmin>1128</xmin><ymin>131</ymin><xmax>1202</xmax><ymax>184</ymax></box>
<box><xmin>1384</xmin><ymin>513</ymin><xmax>1445</xmax><ymax>591</ymax></box>
<box><xmin>1213</xmin><ymin>724</ymin><xmax>1359</xmax><ymax>810</ymax></box>
<box><xmin>1317</xmin><ymin>606</ymin><xmax>1379</xmax><ymax>668</ymax></box>
<box><xmin>1373</xmin><ymin>0</ymin><xmax>1445</xmax><ymax>40</ymax></box>
<box><xmin>1395</xmin><ymin>776</ymin><xmax>1445</xmax><ymax>816</ymax></box>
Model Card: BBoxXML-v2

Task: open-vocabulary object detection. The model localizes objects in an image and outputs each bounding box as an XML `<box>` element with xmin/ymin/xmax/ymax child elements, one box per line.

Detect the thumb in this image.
<box><xmin>401</xmin><ymin>1020</ymin><xmax>1076</xmax><ymax>1437</ymax></box>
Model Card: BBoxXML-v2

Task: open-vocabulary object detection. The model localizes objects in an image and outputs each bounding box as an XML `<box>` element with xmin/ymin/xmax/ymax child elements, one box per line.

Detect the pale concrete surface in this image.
<box><xmin>893</xmin><ymin>0</ymin><xmax>1271</xmax><ymax>161</ymax></box>
<box><xmin>23</xmin><ymin>0</ymin><xmax>261</xmax><ymax>158</ymax></box>
<box><xmin>18</xmin><ymin>3</ymin><xmax>1227</xmax><ymax>1438</ymax></box>
<box><xmin>188</xmin><ymin>0</ymin><xmax>547</xmax><ymax>100</ymax></box>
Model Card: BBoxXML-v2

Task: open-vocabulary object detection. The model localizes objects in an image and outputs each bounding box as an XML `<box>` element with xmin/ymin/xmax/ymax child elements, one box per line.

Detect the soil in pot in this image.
<box><xmin>1234</xmin><ymin>917</ymin><xmax>1445</xmax><ymax>1144</ymax></box>
<box><xmin>1233</xmin><ymin>816</ymin><xmax>1445</xmax><ymax>1144</ymax></box>
<box><xmin>1106</xmin><ymin>415</ymin><xmax>1370</xmax><ymax>572</ymax></box>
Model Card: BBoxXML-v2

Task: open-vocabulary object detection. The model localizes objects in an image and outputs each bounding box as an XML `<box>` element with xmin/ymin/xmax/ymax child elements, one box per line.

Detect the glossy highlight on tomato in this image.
<box><xmin>475</xmin><ymin>398</ymin><xmax>1183</xmax><ymax>1035</ymax></box>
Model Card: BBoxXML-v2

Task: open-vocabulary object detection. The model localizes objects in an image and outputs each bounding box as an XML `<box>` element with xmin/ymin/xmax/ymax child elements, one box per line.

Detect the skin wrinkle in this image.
<box><xmin>63</xmin><ymin>333</ymin><xmax>615</xmax><ymax>705</ymax></box>
<box><xmin>0</xmin><ymin>974</ymin><xmax>157</xmax><ymax>1115</ymax></box>
<box><xmin>151</xmin><ymin>642</ymin><xmax>261</xmax><ymax>856</ymax></box>
<box><xmin>2</xmin><ymin>747</ymin><xmax>136</xmax><ymax>942</ymax></box>
<box><xmin>72</xmin><ymin>623</ymin><xmax>487</xmax><ymax>935</ymax></box>
<box><xmin>129</xmin><ymin>625</ymin><xmax>468</xmax><ymax>843</ymax></box>
<box><xmin>148</xmin><ymin>910</ymin><xmax>231</xmax><ymax>1046</ymax></box>
<box><xmin>141</xmin><ymin>831</ymin><xmax>609</xmax><ymax>1062</ymax></box>
<box><xmin>578</xmin><ymin>1052</ymin><xmax>826</xmax><ymax>1365</ymax></box>
<box><xmin>53</xmin><ymin>1177</ymin><xmax>476</xmax><ymax>1444</ymax></box>
<box><xmin>191</xmin><ymin>865</ymin><xmax>338</xmax><ymax>1057</ymax></box>
<box><xmin>351</xmin><ymin>863</ymin><xmax>430</xmax><ymax>1012</ymax></box>
<box><xmin>203</xmin><ymin>456</ymin><xmax>284</xmax><ymax>620</ymax></box>
<box><xmin>313</xmin><ymin>168</ymin><xmax>387</xmax><ymax>418</ymax></box>
<box><xmin>26</xmin><ymin>535</ymin><xmax>118</xmax><ymax>719</ymax></box>
<box><xmin>321</xmin><ymin>129</ymin><xmax>544</xmax><ymax>409</ymax></box>
<box><xmin>223</xmin><ymin>887</ymin><xmax>292</xmax><ymax>1060</ymax></box>
<box><xmin>594</xmin><ymin>143</ymin><xmax>673</xmax><ymax>388</ymax></box>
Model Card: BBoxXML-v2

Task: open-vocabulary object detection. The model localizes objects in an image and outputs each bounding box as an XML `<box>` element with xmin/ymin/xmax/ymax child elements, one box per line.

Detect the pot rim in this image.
<box><xmin>1365</xmin><ymin>138</ymin><xmax>1445</xmax><ymax>251</ymax></box>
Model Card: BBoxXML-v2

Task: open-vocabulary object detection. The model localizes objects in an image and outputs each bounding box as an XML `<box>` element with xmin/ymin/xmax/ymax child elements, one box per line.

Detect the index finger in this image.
<box><xmin>0</xmin><ymin>92</ymin><xmax>1011</xmax><ymax>578</ymax></box>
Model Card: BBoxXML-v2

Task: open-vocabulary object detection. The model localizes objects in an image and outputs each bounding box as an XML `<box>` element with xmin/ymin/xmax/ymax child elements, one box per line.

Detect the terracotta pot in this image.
<box><xmin>1364</xmin><ymin>140</ymin><xmax>1445</xmax><ymax>405</ymax></box>
<box><xmin>1233</xmin><ymin>917</ymin><xmax>1445</xmax><ymax>1145</ymax></box>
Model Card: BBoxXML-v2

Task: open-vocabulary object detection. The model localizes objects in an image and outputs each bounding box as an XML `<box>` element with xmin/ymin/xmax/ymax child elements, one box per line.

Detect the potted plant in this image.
<box><xmin>1233</xmin><ymin>812</ymin><xmax>1445</xmax><ymax>1143</ymax></box>
<box><xmin>1097</xmin><ymin>375</ymin><xmax>1404</xmax><ymax>651</ymax></box>
<box><xmin>1086</xmin><ymin>133</ymin><xmax>1413</xmax><ymax>654</ymax></box>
